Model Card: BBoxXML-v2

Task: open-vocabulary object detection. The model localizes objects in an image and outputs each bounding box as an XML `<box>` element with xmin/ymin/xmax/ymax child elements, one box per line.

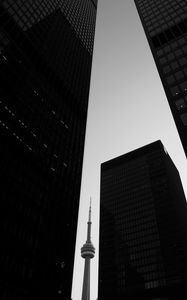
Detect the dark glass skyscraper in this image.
<box><xmin>0</xmin><ymin>1</ymin><xmax>97</xmax><ymax>299</ymax></box>
<box><xmin>134</xmin><ymin>0</ymin><xmax>187</xmax><ymax>157</ymax></box>
<box><xmin>99</xmin><ymin>141</ymin><xmax>187</xmax><ymax>299</ymax></box>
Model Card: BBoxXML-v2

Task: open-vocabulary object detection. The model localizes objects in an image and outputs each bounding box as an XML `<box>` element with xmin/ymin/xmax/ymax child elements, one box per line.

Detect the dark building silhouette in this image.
<box><xmin>134</xmin><ymin>0</ymin><xmax>187</xmax><ymax>157</ymax></box>
<box><xmin>0</xmin><ymin>1</ymin><xmax>97</xmax><ymax>299</ymax></box>
<box><xmin>99</xmin><ymin>141</ymin><xmax>187</xmax><ymax>299</ymax></box>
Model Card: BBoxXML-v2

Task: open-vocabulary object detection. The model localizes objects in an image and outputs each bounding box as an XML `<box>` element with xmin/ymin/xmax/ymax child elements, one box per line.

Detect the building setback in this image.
<box><xmin>99</xmin><ymin>140</ymin><xmax>187</xmax><ymax>299</ymax></box>
<box><xmin>134</xmin><ymin>0</ymin><xmax>187</xmax><ymax>157</ymax></box>
<box><xmin>0</xmin><ymin>1</ymin><xmax>97</xmax><ymax>299</ymax></box>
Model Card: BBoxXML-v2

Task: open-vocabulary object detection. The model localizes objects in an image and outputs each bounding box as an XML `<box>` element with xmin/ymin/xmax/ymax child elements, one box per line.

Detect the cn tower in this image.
<box><xmin>81</xmin><ymin>200</ymin><xmax>95</xmax><ymax>300</ymax></box>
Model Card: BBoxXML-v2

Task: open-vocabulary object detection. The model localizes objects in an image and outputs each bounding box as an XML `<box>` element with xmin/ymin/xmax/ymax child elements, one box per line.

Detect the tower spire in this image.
<box><xmin>87</xmin><ymin>198</ymin><xmax>92</xmax><ymax>242</ymax></box>
<box><xmin>89</xmin><ymin>197</ymin><xmax>91</xmax><ymax>222</ymax></box>
<box><xmin>81</xmin><ymin>199</ymin><xmax>95</xmax><ymax>300</ymax></box>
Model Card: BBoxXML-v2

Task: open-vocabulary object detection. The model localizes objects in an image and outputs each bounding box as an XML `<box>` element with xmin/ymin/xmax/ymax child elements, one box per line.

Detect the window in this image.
<box><xmin>175</xmin><ymin>98</ymin><xmax>186</xmax><ymax>110</ymax></box>
<box><xmin>171</xmin><ymin>41</ymin><xmax>178</xmax><ymax>49</ymax></box>
<box><xmin>157</xmin><ymin>49</ymin><xmax>164</xmax><ymax>56</ymax></box>
<box><xmin>178</xmin><ymin>37</ymin><xmax>186</xmax><ymax>45</ymax></box>
<box><xmin>175</xmin><ymin>71</ymin><xmax>184</xmax><ymax>80</ymax></box>
<box><xmin>167</xmin><ymin>53</ymin><xmax>175</xmax><ymax>61</ymax></box>
<box><xmin>145</xmin><ymin>280</ymin><xmax>159</xmax><ymax>289</ymax></box>
<box><xmin>180</xmin><ymin>81</ymin><xmax>187</xmax><ymax>92</ymax></box>
<box><xmin>159</xmin><ymin>57</ymin><xmax>167</xmax><ymax>65</ymax></box>
<box><xmin>166</xmin><ymin>75</ymin><xmax>175</xmax><ymax>85</ymax></box>
<box><xmin>180</xmin><ymin>113</ymin><xmax>187</xmax><ymax>126</ymax></box>
<box><xmin>171</xmin><ymin>61</ymin><xmax>179</xmax><ymax>70</ymax></box>
<box><xmin>163</xmin><ymin>45</ymin><xmax>171</xmax><ymax>53</ymax></box>
<box><xmin>179</xmin><ymin>57</ymin><xmax>187</xmax><ymax>66</ymax></box>
<box><xmin>163</xmin><ymin>65</ymin><xmax>171</xmax><ymax>74</ymax></box>
<box><xmin>183</xmin><ymin>45</ymin><xmax>187</xmax><ymax>53</ymax></box>
<box><xmin>170</xmin><ymin>85</ymin><xmax>180</xmax><ymax>96</ymax></box>
<box><xmin>184</xmin><ymin>68</ymin><xmax>187</xmax><ymax>76</ymax></box>
<box><xmin>175</xmin><ymin>49</ymin><xmax>183</xmax><ymax>57</ymax></box>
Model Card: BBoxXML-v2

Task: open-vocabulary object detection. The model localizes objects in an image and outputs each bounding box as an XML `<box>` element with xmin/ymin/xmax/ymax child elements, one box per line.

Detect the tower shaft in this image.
<box><xmin>81</xmin><ymin>258</ymin><xmax>91</xmax><ymax>300</ymax></box>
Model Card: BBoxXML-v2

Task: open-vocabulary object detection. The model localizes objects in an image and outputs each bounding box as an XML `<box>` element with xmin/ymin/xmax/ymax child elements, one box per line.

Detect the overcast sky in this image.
<box><xmin>71</xmin><ymin>1</ymin><xmax>187</xmax><ymax>300</ymax></box>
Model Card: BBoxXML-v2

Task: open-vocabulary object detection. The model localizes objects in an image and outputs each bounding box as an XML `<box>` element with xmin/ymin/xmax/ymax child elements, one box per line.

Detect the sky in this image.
<box><xmin>71</xmin><ymin>1</ymin><xmax>187</xmax><ymax>300</ymax></box>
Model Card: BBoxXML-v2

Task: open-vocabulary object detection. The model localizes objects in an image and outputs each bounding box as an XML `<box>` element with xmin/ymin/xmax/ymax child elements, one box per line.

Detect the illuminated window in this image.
<box><xmin>27</xmin><ymin>145</ymin><xmax>32</xmax><ymax>151</ymax></box>
<box><xmin>175</xmin><ymin>99</ymin><xmax>186</xmax><ymax>110</ymax></box>
<box><xmin>170</xmin><ymin>85</ymin><xmax>180</xmax><ymax>96</ymax></box>
<box><xmin>180</xmin><ymin>81</ymin><xmax>187</xmax><ymax>92</ymax></box>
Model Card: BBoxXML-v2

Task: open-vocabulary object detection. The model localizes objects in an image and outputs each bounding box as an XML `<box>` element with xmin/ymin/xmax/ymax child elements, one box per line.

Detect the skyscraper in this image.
<box><xmin>134</xmin><ymin>0</ymin><xmax>187</xmax><ymax>157</ymax></box>
<box><xmin>99</xmin><ymin>141</ymin><xmax>187</xmax><ymax>299</ymax></box>
<box><xmin>81</xmin><ymin>201</ymin><xmax>95</xmax><ymax>300</ymax></box>
<box><xmin>0</xmin><ymin>1</ymin><xmax>97</xmax><ymax>299</ymax></box>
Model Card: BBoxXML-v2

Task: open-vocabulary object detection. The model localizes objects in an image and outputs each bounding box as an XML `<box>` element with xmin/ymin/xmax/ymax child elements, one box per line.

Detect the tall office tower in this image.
<box><xmin>134</xmin><ymin>0</ymin><xmax>187</xmax><ymax>157</ymax></box>
<box><xmin>0</xmin><ymin>1</ymin><xmax>97</xmax><ymax>299</ymax></box>
<box><xmin>81</xmin><ymin>202</ymin><xmax>95</xmax><ymax>300</ymax></box>
<box><xmin>99</xmin><ymin>141</ymin><xmax>187</xmax><ymax>299</ymax></box>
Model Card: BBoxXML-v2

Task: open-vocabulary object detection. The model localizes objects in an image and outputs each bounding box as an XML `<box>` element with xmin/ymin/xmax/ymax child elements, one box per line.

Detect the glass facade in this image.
<box><xmin>2</xmin><ymin>0</ymin><xmax>97</xmax><ymax>53</ymax></box>
<box><xmin>134</xmin><ymin>0</ymin><xmax>187</xmax><ymax>158</ymax></box>
<box><xmin>0</xmin><ymin>1</ymin><xmax>97</xmax><ymax>300</ymax></box>
<box><xmin>99</xmin><ymin>141</ymin><xmax>187</xmax><ymax>299</ymax></box>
